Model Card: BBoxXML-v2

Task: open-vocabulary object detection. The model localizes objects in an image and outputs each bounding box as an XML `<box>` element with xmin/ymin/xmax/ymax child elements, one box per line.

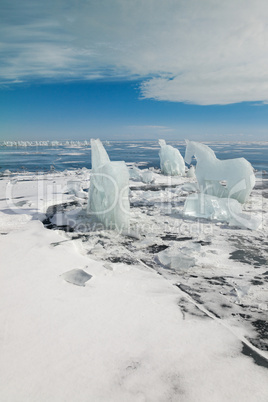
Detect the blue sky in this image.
<box><xmin>1</xmin><ymin>0</ymin><xmax>268</xmax><ymax>141</ymax></box>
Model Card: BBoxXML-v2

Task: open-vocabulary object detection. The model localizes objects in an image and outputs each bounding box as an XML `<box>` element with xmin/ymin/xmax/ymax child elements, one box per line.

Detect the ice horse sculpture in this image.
<box><xmin>87</xmin><ymin>139</ymin><xmax>130</xmax><ymax>230</ymax></box>
<box><xmin>159</xmin><ymin>139</ymin><xmax>185</xmax><ymax>176</ymax></box>
<box><xmin>184</xmin><ymin>140</ymin><xmax>255</xmax><ymax>204</ymax></box>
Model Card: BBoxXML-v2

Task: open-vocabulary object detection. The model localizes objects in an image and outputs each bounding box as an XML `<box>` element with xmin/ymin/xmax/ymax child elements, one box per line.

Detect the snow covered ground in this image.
<box><xmin>0</xmin><ymin>167</ymin><xmax>268</xmax><ymax>401</ymax></box>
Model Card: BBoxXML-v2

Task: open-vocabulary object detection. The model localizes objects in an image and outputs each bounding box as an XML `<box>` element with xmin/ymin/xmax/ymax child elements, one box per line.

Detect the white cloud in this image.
<box><xmin>141</xmin><ymin>68</ymin><xmax>268</xmax><ymax>105</ymax></box>
<box><xmin>1</xmin><ymin>0</ymin><xmax>268</xmax><ymax>104</ymax></box>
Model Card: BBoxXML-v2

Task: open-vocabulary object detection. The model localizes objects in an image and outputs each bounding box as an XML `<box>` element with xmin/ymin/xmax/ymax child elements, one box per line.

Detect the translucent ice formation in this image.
<box><xmin>186</xmin><ymin>165</ymin><xmax>195</xmax><ymax>178</ymax></box>
<box><xmin>184</xmin><ymin>140</ymin><xmax>255</xmax><ymax>204</ymax></box>
<box><xmin>157</xmin><ymin>243</ymin><xmax>200</xmax><ymax>270</ymax></box>
<box><xmin>184</xmin><ymin>193</ymin><xmax>261</xmax><ymax>230</ymax></box>
<box><xmin>159</xmin><ymin>139</ymin><xmax>185</xmax><ymax>176</ymax></box>
<box><xmin>67</xmin><ymin>180</ymin><xmax>87</xmax><ymax>198</ymax></box>
<box><xmin>129</xmin><ymin>166</ymin><xmax>141</xmax><ymax>181</ymax></box>
<box><xmin>61</xmin><ymin>269</ymin><xmax>92</xmax><ymax>287</ymax></box>
<box><xmin>87</xmin><ymin>139</ymin><xmax>130</xmax><ymax>230</ymax></box>
<box><xmin>129</xmin><ymin>166</ymin><xmax>155</xmax><ymax>183</ymax></box>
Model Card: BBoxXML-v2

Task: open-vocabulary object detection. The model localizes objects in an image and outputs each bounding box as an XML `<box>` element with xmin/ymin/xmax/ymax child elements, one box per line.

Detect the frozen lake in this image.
<box><xmin>1</xmin><ymin>141</ymin><xmax>268</xmax><ymax>172</ymax></box>
<box><xmin>0</xmin><ymin>139</ymin><xmax>268</xmax><ymax>400</ymax></box>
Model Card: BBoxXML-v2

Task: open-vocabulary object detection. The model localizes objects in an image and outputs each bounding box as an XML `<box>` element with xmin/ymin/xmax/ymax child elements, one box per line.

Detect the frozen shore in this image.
<box><xmin>0</xmin><ymin>168</ymin><xmax>268</xmax><ymax>401</ymax></box>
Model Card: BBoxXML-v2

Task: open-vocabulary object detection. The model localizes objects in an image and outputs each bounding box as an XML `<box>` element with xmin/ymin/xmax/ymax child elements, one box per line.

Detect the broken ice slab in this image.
<box><xmin>61</xmin><ymin>269</ymin><xmax>92</xmax><ymax>286</ymax></box>
<box><xmin>66</xmin><ymin>180</ymin><xmax>87</xmax><ymax>199</ymax></box>
<box><xmin>183</xmin><ymin>193</ymin><xmax>261</xmax><ymax>230</ymax></box>
<box><xmin>141</xmin><ymin>170</ymin><xmax>155</xmax><ymax>184</ymax></box>
<box><xmin>159</xmin><ymin>139</ymin><xmax>185</xmax><ymax>176</ymax></box>
<box><xmin>157</xmin><ymin>244</ymin><xmax>199</xmax><ymax>270</ymax></box>
<box><xmin>129</xmin><ymin>166</ymin><xmax>155</xmax><ymax>183</ymax></box>
<box><xmin>129</xmin><ymin>166</ymin><xmax>141</xmax><ymax>181</ymax></box>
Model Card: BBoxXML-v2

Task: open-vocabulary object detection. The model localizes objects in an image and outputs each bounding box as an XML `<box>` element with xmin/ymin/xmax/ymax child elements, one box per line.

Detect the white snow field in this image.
<box><xmin>0</xmin><ymin>167</ymin><xmax>268</xmax><ymax>402</ymax></box>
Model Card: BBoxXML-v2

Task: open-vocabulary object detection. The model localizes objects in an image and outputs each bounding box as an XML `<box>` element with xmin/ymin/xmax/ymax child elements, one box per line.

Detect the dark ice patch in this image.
<box><xmin>195</xmin><ymin>240</ymin><xmax>212</xmax><ymax>246</ymax></box>
<box><xmin>46</xmin><ymin>201</ymin><xmax>80</xmax><ymax>217</ymax></box>
<box><xmin>43</xmin><ymin>216</ymin><xmax>75</xmax><ymax>232</ymax></box>
<box><xmin>56</xmin><ymin>225</ymin><xmax>75</xmax><ymax>233</ymax></box>
<box><xmin>140</xmin><ymin>258</ymin><xmax>158</xmax><ymax>269</ymax></box>
<box><xmin>130</xmin><ymin>184</ymin><xmax>178</xmax><ymax>192</ymax></box>
<box><xmin>147</xmin><ymin>244</ymin><xmax>169</xmax><ymax>254</ymax></box>
<box><xmin>241</xmin><ymin>342</ymin><xmax>268</xmax><ymax>369</ymax></box>
<box><xmin>239</xmin><ymin>313</ymin><xmax>251</xmax><ymax>319</ymax></box>
<box><xmin>161</xmin><ymin>235</ymin><xmax>193</xmax><ymax>241</ymax></box>
<box><xmin>61</xmin><ymin>269</ymin><xmax>92</xmax><ymax>286</ymax></box>
<box><xmin>252</xmin><ymin>319</ymin><xmax>268</xmax><ymax>340</ymax></box>
<box><xmin>205</xmin><ymin>307</ymin><xmax>221</xmax><ymax>319</ymax></box>
<box><xmin>178</xmin><ymin>297</ymin><xmax>208</xmax><ymax>319</ymax></box>
<box><xmin>251</xmin><ymin>279</ymin><xmax>264</xmax><ymax>285</ymax></box>
<box><xmin>14</xmin><ymin>200</ymin><xmax>27</xmax><ymax>207</ymax></box>
<box><xmin>247</xmin><ymin>319</ymin><xmax>268</xmax><ymax>351</ymax></box>
<box><xmin>107</xmin><ymin>256</ymin><xmax>138</xmax><ymax>265</ymax></box>
<box><xmin>229</xmin><ymin>235</ymin><xmax>268</xmax><ymax>268</ymax></box>
<box><xmin>175</xmin><ymin>283</ymin><xmax>202</xmax><ymax>303</ymax></box>
<box><xmin>229</xmin><ymin>249</ymin><xmax>267</xmax><ymax>268</ymax></box>
<box><xmin>43</xmin><ymin>201</ymin><xmax>82</xmax><ymax>232</ymax></box>
<box><xmin>203</xmin><ymin>276</ymin><xmax>228</xmax><ymax>285</ymax></box>
<box><xmin>221</xmin><ymin>303</ymin><xmax>232</xmax><ymax>309</ymax></box>
<box><xmin>205</xmin><ymin>279</ymin><xmax>224</xmax><ymax>286</ymax></box>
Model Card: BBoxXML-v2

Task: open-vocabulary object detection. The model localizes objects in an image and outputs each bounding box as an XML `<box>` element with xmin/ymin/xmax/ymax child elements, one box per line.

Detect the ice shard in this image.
<box><xmin>186</xmin><ymin>165</ymin><xmax>195</xmax><ymax>178</ymax></box>
<box><xmin>129</xmin><ymin>166</ymin><xmax>155</xmax><ymax>183</ymax></box>
<box><xmin>87</xmin><ymin>139</ymin><xmax>130</xmax><ymax>230</ymax></box>
<box><xmin>159</xmin><ymin>139</ymin><xmax>185</xmax><ymax>176</ymax></box>
<box><xmin>184</xmin><ymin>140</ymin><xmax>255</xmax><ymax>204</ymax></box>
<box><xmin>183</xmin><ymin>193</ymin><xmax>261</xmax><ymax>230</ymax></box>
<box><xmin>157</xmin><ymin>245</ymin><xmax>197</xmax><ymax>270</ymax></box>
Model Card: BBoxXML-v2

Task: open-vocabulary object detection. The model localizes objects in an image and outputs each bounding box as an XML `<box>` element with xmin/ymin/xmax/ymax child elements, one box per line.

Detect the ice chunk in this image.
<box><xmin>159</xmin><ymin>139</ymin><xmax>185</xmax><ymax>176</ymax></box>
<box><xmin>157</xmin><ymin>244</ymin><xmax>199</xmax><ymax>270</ymax></box>
<box><xmin>129</xmin><ymin>166</ymin><xmax>155</xmax><ymax>183</ymax></box>
<box><xmin>141</xmin><ymin>169</ymin><xmax>155</xmax><ymax>184</ymax></box>
<box><xmin>67</xmin><ymin>180</ymin><xmax>87</xmax><ymax>198</ymax></box>
<box><xmin>232</xmin><ymin>284</ymin><xmax>251</xmax><ymax>304</ymax></box>
<box><xmin>183</xmin><ymin>193</ymin><xmax>261</xmax><ymax>230</ymax></box>
<box><xmin>184</xmin><ymin>140</ymin><xmax>255</xmax><ymax>204</ymax></box>
<box><xmin>186</xmin><ymin>165</ymin><xmax>195</xmax><ymax>178</ymax></box>
<box><xmin>61</xmin><ymin>269</ymin><xmax>92</xmax><ymax>286</ymax></box>
<box><xmin>129</xmin><ymin>166</ymin><xmax>142</xmax><ymax>181</ymax></box>
<box><xmin>87</xmin><ymin>139</ymin><xmax>130</xmax><ymax>230</ymax></box>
